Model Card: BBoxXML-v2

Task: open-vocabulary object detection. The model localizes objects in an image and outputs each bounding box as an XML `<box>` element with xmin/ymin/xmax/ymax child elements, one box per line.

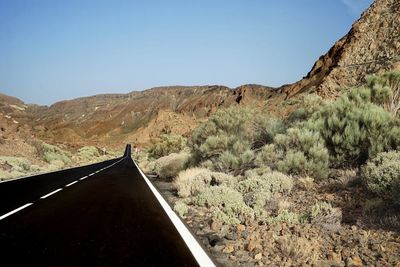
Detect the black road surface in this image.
<box><xmin>0</xmin><ymin>145</ymin><xmax>207</xmax><ymax>266</ymax></box>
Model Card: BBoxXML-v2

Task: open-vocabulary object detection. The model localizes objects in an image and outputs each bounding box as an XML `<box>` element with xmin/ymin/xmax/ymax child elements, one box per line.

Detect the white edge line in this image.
<box><xmin>132</xmin><ymin>160</ymin><xmax>216</xmax><ymax>267</ymax></box>
<box><xmin>80</xmin><ymin>176</ymin><xmax>88</xmax><ymax>180</ymax></box>
<box><xmin>40</xmin><ymin>188</ymin><xmax>62</xmax><ymax>199</ymax></box>
<box><xmin>0</xmin><ymin>203</ymin><xmax>33</xmax><ymax>221</ymax></box>
<box><xmin>66</xmin><ymin>180</ymin><xmax>78</xmax><ymax>187</ymax></box>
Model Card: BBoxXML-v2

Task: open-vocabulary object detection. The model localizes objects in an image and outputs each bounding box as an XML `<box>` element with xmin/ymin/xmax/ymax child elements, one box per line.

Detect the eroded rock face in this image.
<box><xmin>282</xmin><ymin>0</ymin><xmax>400</xmax><ymax>98</ymax></box>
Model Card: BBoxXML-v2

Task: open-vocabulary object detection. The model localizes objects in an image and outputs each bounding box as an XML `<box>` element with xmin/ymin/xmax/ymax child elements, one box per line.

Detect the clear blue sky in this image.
<box><xmin>0</xmin><ymin>0</ymin><xmax>373</xmax><ymax>105</ymax></box>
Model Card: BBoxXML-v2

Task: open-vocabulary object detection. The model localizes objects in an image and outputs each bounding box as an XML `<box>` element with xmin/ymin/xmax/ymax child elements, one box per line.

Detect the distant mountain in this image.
<box><xmin>0</xmin><ymin>85</ymin><xmax>277</xmax><ymax>148</ymax></box>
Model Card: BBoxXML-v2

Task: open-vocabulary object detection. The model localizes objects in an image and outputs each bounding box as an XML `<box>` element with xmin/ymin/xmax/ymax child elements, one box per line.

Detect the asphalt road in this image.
<box><xmin>0</xmin><ymin>145</ymin><xmax>212</xmax><ymax>266</ymax></box>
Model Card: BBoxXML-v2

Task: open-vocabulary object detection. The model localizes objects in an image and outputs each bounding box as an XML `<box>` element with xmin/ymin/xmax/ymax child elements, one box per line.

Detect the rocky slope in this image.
<box><xmin>1</xmin><ymin>85</ymin><xmax>278</xmax><ymax>149</ymax></box>
<box><xmin>281</xmin><ymin>0</ymin><xmax>400</xmax><ymax>98</ymax></box>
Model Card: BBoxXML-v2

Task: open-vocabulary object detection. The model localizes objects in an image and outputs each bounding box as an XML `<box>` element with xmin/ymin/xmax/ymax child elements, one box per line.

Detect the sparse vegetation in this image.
<box><xmin>148</xmin><ymin>134</ymin><xmax>187</xmax><ymax>159</ymax></box>
<box><xmin>193</xmin><ymin>185</ymin><xmax>254</xmax><ymax>225</ymax></box>
<box><xmin>153</xmin><ymin>151</ymin><xmax>190</xmax><ymax>180</ymax></box>
<box><xmin>362</xmin><ymin>150</ymin><xmax>400</xmax><ymax>201</ymax></box>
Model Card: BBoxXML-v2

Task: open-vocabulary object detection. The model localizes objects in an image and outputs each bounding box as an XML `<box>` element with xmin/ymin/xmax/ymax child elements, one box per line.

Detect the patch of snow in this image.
<box><xmin>12</xmin><ymin>119</ymin><xmax>19</xmax><ymax>124</ymax></box>
<box><xmin>5</xmin><ymin>115</ymin><xmax>11</xmax><ymax>119</ymax></box>
<box><xmin>94</xmin><ymin>106</ymin><xmax>99</xmax><ymax>111</ymax></box>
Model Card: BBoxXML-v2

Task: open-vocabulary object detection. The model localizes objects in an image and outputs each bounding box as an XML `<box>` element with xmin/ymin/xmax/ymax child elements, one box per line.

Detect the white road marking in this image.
<box><xmin>0</xmin><ymin>203</ymin><xmax>33</xmax><ymax>221</ymax></box>
<box><xmin>40</xmin><ymin>188</ymin><xmax>62</xmax><ymax>199</ymax></box>
<box><xmin>133</xmin><ymin>160</ymin><xmax>216</xmax><ymax>267</ymax></box>
<box><xmin>80</xmin><ymin>176</ymin><xmax>88</xmax><ymax>180</ymax></box>
<box><xmin>66</xmin><ymin>181</ymin><xmax>78</xmax><ymax>187</ymax></box>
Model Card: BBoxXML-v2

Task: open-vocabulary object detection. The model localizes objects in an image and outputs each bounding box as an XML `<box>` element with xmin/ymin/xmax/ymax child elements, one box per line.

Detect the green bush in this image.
<box><xmin>286</xmin><ymin>94</ymin><xmax>326</xmax><ymax>126</ymax></box>
<box><xmin>174</xmin><ymin>201</ymin><xmax>189</xmax><ymax>219</ymax></box>
<box><xmin>174</xmin><ymin>168</ymin><xmax>212</xmax><ymax>198</ymax></box>
<box><xmin>252</xmin><ymin>116</ymin><xmax>285</xmax><ymax>149</ymax></box>
<box><xmin>366</xmin><ymin>71</ymin><xmax>400</xmax><ymax>117</ymax></box>
<box><xmin>154</xmin><ymin>152</ymin><xmax>190</xmax><ymax>179</ymax></box>
<box><xmin>307</xmin><ymin>86</ymin><xmax>400</xmax><ymax>166</ymax></box>
<box><xmin>75</xmin><ymin>146</ymin><xmax>100</xmax><ymax>163</ymax></box>
<box><xmin>34</xmin><ymin>142</ymin><xmax>71</xmax><ymax>165</ymax></box>
<box><xmin>189</xmin><ymin>106</ymin><xmax>286</xmax><ymax>174</ymax></box>
<box><xmin>263</xmin><ymin>210</ymin><xmax>307</xmax><ymax>225</ymax></box>
<box><xmin>193</xmin><ymin>185</ymin><xmax>254</xmax><ymax>225</ymax></box>
<box><xmin>362</xmin><ymin>151</ymin><xmax>400</xmax><ymax>201</ymax></box>
<box><xmin>256</xmin><ymin>127</ymin><xmax>329</xmax><ymax>179</ymax></box>
<box><xmin>309</xmin><ymin>201</ymin><xmax>342</xmax><ymax>231</ymax></box>
<box><xmin>148</xmin><ymin>134</ymin><xmax>187</xmax><ymax>159</ymax></box>
<box><xmin>236</xmin><ymin>171</ymin><xmax>293</xmax><ymax>217</ymax></box>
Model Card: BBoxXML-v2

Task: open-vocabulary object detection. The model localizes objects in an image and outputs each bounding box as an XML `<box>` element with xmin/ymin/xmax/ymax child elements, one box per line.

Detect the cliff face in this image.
<box><xmin>282</xmin><ymin>0</ymin><xmax>400</xmax><ymax>98</ymax></box>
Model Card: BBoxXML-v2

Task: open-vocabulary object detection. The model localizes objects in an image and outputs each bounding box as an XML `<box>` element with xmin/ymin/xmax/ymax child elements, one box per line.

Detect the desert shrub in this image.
<box><xmin>307</xmin><ymin>86</ymin><xmax>400</xmax><ymax>166</ymax></box>
<box><xmin>273</xmin><ymin>235</ymin><xmax>319</xmax><ymax>265</ymax></box>
<box><xmin>75</xmin><ymin>146</ymin><xmax>100</xmax><ymax>163</ymax></box>
<box><xmin>174</xmin><ymin>201</ymin><xmax>189</xmax><ymax>219</ymax></box>
<box><xmin>154</xmin><ymin>152</ymin><xmax>190</xmax><ymax>179</ymax></box>
<box><xmin>256</xmin><ymin>127</ymin><xmax>329</xmax><ymax>179</ymax></box>
<box><xmin>174</xmin><ymin>168</ymin><xmax>212</xmax><ymax>198</ymax></box>
<box><xmin>148</xmin><ymin>134</ymin><xmax>187</xmax><ymax>159</ymax></box>
<box><xmin>286</xmin><ymin>94</ymin><xmax>326</xmax><ymax>126</ymax></box>
<box><xmin>236</xmin><ymin>171</ymin><xmax>293</xmax><ymax>217</ymax></box>
<box><xmin>366</xmin><ymin>71</ymin><xmax>400</xmax><ymax>117</ymax></box>
<box><xmin>193</xmin><ymin>185</ymin><xmax>254</xmax><ymax>225</ymax></box>
<box><xmin>254</xmin><ymin>144</ymin><xmax>282</xmax><ymax>169</ymax></box>
<box><xmin>251</xmin><ymin>116</ymin><xmax>285</xmax><ymax>149</ymax></box>
<box><xmin>264</xmin><ymin>210</ymin><xmax>308</xmax><ymax>225</ymax></box>
<box><xmin>309</xmin><ymin>201</ymin><xmax>342</xmax><ymax>231</ymax></box>
<box><xmin>189</xmin><ymin>106</ymin><xmax>286</xmax><ymax>174</ymax></box>
<box><xmin>174</xmin><ymin>167</ymin><xmax>237</xmax><ymax>198</ymax></box>
<box><xmin>0</xmin><ymin>156</ymin><xmax>31</xmax><ymax>172</ymax></box>
<box><xmin>34</xmin><ymin>142</ymin><xmax>71</xmax><ymax>165</ymax></box>
<box><xmin>362</xmin><ymin>151</ymin><xmax>400</xmax><ymax>201</ymax></box>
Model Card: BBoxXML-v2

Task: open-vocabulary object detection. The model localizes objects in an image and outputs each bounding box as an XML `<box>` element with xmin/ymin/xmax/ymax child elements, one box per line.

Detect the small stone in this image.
<box><xmin>241</xmin><ymin>230</ymin><xmax>249</xmax><ymax>239</ymax></box>
<box><xmin>246</xmin><ymin>240</ymin><xmax>257</xmax><ymax>252</ymax></box>
<box><xmin>351</xmin><ymin>225</ymin><xmax>358</xmax><ymax>231</ymax></box>
<box><xmin>210</xmin><ymin>220</ymin><xmax>221</xmax><ymax>231</ymax></box>
<box><xmin>350</xmin><ymin>256</ymin><xmax>363</xmax><ymax>266</ymax></box>
<box><xmin>229</xmin><ymin>255</ymin><xmax>236</xmax><ymax>260</ymax></box>
<box><xmin>225</xmin><ymin>232</ymin><xmax>237</xmax><ymax>241</ymax></box>
<box><xmin>327</xmin><ymin>252</ymin><xmax>341</xmax><ymax>264</ymax></box>
<box><xmin>237</xmin><ymin>224</ymin><xmax>246</xmax><ymax>232</ymax></box>
<box><xmin>254</xmin><ymin>253</ymin><xmax>262</xmax><ymax>260</ymax></box>
<box><xmin>222</xmin><ymin>245</ymin><xmax>234</xmax><ymax>253</ymax></box>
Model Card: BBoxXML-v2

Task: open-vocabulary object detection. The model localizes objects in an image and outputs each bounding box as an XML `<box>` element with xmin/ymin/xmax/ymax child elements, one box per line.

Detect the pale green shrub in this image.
<box><xmin>263</xmin><ymin>210</ymin><xmax>307</xmax><ymax>224</ymax></box>
<box><xmin>174</xmin><ymin>201</ymin><xmax>189</xmax><ymax>219</ymax></box>
<box><xmin>252</xmin><ymin>116</ymin><xmax>285</xmax><ymax>149</ymax></box>
<box><xmin>256</xmin><ymin>127</ymin><xmax>329</xmax><ymax>179</ymax></box>
<box><xmin>308</xmin><ymin>87</ymin><xmax>400</xmax><ymax>166</ymax></box>
<box><xmin>366</xmin><ymin>71</ymin><xmax>400</xmax><ymax>117</ymax></box>
<box><xmin>236</xmin><ymin>171</ymin><xmax>293</xmax><ymax>217</ymax></box>
<box><xmin>254</xmin><ymin>144</ymin><xmax>282</xmax><ymax>169</ymax></box>
<box><xmin>154</xmin><ymin>152</ymin><xmax>190</xmax><ymax>179</ymax></box>
<box><xmin>35</xmin><ymin>142</ymin><xmax>71</xmax><ymax>165</ymax></box>
<box><xmin>193</xmin><ymin>186</ymin><xmax>254</xmax><ymax>225</ymax></box>
<box><xmin>149</xmin><ymin>134</ymin><xmax>187</xmax><ymax>159</ymax></box>
<box><xmin>309</xmin><ymin>201</ymin><xmax>342</xmax><ymax>230</ymax></box>
<box><xmin>0</xmin><ymin>156</ymin><xmax>31</xmax><ymax>172</ymax></box>
<box><xmin>362</xmin><ymin>151</ymin><xmax>400</xmax><ymax>200</ymax></box>
<box><xmin>75</xmin><ymin>146</ymin><xmax>100</xmax><ymax>163</ymax></box>
<box><xmin>174</xmin><ymin>168</ymin><xmax>212</xmax><ymax>198</ymax></box>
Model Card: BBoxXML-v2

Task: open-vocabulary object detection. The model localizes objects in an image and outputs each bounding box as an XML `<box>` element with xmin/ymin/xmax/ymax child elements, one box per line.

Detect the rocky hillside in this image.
<box><xmin>1</xmin><ymin>85</ymin><xmax>278</xmax><ymax>148</ymax></box>
<box><xmin>282</xmin><ymin>0</ymin><xmax>400</xmax><ymax>98</ymax></box>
